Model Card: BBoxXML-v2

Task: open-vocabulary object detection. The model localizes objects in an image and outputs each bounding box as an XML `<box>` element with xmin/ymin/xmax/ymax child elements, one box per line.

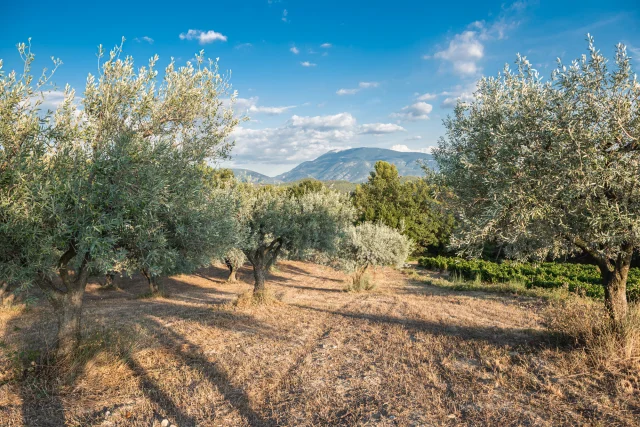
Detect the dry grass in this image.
<box><xmin>1</xmin><ymin>261</ymin><xmax>639</xmax><ymax>426</ymax></box>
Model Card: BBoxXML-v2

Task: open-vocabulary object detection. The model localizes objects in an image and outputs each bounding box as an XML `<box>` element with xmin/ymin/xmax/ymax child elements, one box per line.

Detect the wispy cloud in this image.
<box><xmin>250</xmin><ymin>105</ymin><xmax>297</xmax><ymax>115</ymax></box>
<box><xmin>290</xmin><ymin>46</ymin><xmax>300</xmax><ymax>54</ymax></box>
<box><xmin>235</xmin><ymin>42</ymin><xmax>253</xmax><ymax>49</ymax></box>
<box><xmin>179</xmin><ymin>29</ymin><xmax>227</xmax><ymax>44</ymax></box>
<box><xmin>415</xmin><ymin>92</ymin><xmax>437</xmax><ymax>101</ymax></box>
<box><xmin>359</xmin><ymin>123</ymin><xmax>406</xmax><ymax>135</ymax></box>
<box><xmin>135</xmin><ymin>36</ymin><xmax>154</xmax><ymax>44</ymax></box>
<box><xmin>391</xmin><ymin>144</ymin><xmax>434</xmax><ymax>153</ymax></box>
<box><xmin>391</xmin><ymin>102</ymin><xmax>433</xmax><ymax>121</ymax></box>
<box><xmin>301</xmin><ymin>61</ymin><xmax>317</xmax><ymax>67</ymax></box>
<box><xmin>320</xmin><ymin>43</ymin><xmax>332</xmax><ymax>48</ymax></box>
<box><xmin>440</xmin><ymin>82</ymin><xmax>478</xmax><ymax>108</ymax></box>
<box><xmin>336</xmin><ymin>81</ymin><xmax>380</xmax><ymax>95</ymax></box>
<box><xmin>336</xmin><ymin>88</ymin><xmax>359</xmax><ymax>95</ymax></box>
<box><xmin>282</xmin><ymin>9</ymin><xmax>289</xmax><ymax>22</ymax></box>
<box><xmin>234</xmin><ymin>97</ymin><xmax>296</xmax><ymax>116</ymax></box>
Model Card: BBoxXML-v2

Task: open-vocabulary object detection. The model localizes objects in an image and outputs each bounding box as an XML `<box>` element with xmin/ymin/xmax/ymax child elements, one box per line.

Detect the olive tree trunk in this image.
<box><xmin>142</xmin><ymin>268</ymin><xmax>160</xmax><ymax>294</ymax></box>
<box><xmin>575</xmin><ymin>239</ymin><xmax>632</xmax><ymax>329</ymax></box>
<box><xmin>252</xmin><ymin>261</ymin><xmax>266</xmax><ymax>295</ymax></box>
<box><xmin>246</xmin><ymin>240</ymin><xmax>282</xmax><ymax>300</ymax></box>
<box><xmin>225</xmin><ymin>258</ymin><xmax>238</xmax><ymax>282</ymax></box>
<box><xmin>601</xmin><ymin>263</ymin><xmax>630</xmax><ymax>328</ymax></box>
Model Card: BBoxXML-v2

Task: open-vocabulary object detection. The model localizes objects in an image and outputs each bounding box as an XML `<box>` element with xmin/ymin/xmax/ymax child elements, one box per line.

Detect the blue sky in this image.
<box><xmin>2</xmin><ymin>0</ymin><xmax>639</xmax><ymax>175</ymax></box>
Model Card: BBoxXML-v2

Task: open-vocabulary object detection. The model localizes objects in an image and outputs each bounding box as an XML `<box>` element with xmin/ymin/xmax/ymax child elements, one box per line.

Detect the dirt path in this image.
<box><xmin>0</xmin><ymin>261</ymin><xmax>638</xmax><ymax>426</ymax></box>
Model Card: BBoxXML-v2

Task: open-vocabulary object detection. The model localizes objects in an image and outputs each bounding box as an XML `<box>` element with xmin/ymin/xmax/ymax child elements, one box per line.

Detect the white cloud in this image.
<box><xmin>405</xmin><ymin>135</ymin><xmax>423</xmax><ymax>141</ymax></box>
<box><xmin>290</xmin><ymin>46</ymin><xmax>300</xmax><ymax>54</ymax></box>
<box><xmin>427</xmin><ymin>4</ymin><xmax>523</xmax><ymax>75</ymax></box>
<box><xmin>230</xmin><ymin>113</ymin><xmax>359</xmax><ymax>165</ymax></box>
<box><xmin>440</xmin><ymin>82</ymin><xmax>478</xmax><ymax>108</ymax></box>
<box><xmin>235</xmin><ymin>43</ymin><xmax>253</xmax><ymax>49</ymax></box>
<box><xmin>301</xmin><ymin>61</ymin><xmax>316</xmax><ymax>67</ymax></box>
<box><xmin>416</xmin><ymin>92</ymin><xmax>437</xmax><ymax>101</ymax></box>
<box><xmin>391</xmin><ymin>102</ymin><xmax>433</xmax><ymax>121</ymax></box>
<box><xmin>135</xmin><ymin>36</ymin><xmax>154</xmax><ymax>44</ymax></box>
<box><xmin>336</xmin><ymin>81</ymin><xmax>379</xmax><ymax>95</ymax></box>
<box><xmin>230</xmin><ymin>113</ymin><xmax>413</xmax><ymax>166</ymax></box>
<box><xmin>290</xmin><ymin>113</ymin><xmax>356</xmax><ymax>130</ymax></box>
<box><xmin>391</xmin><ymin>144</ymin><xmax>434</xmax><ymax>154</ymax></box>
<box><xmin>359</xmin><ymin>123</ymin><xmax>406</xmax><ymax>135</ymax></box>
<box><xmin>336</xmin><ymin>88</ymin><xmax>359</xmax><ymax>95</ymax></box>
<box><xmin>282</xmin><ymin>9</ymin><xmax>288</xmax><ymax>22</ymax></box>
<box><xmin>179</xmin><ymin>29</ymin><xmax>227</xmax><ymax>44</ymax></box>
<box><xmin>320</xmin><ymin>43</ymin><xmax>332</xmax><ymax>48</ymax></box>
<box><xmin>38</xmin><ymin>91</ymin><xmax>67</xmax><ymax>110</ymax></box>
<box><xmin>249</xmin><ymin>105</ymin><xmax>296</xmax><ymax>115</ymax></box>
<box><xmin>233</xmin><ymin>97</ymin><xmax>296</xmax><ymax>116</ymax></box>
<box><xmin>433</xmin><ymin>31</ymin><xmax>484</xmax><ymax>76</ymax></box>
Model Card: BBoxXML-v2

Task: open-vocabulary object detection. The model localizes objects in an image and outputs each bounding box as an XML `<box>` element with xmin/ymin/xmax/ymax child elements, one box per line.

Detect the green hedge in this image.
<box><xmin>418</xmin><ymin>256</ymin><xmax>640</xmax><ymax>301</ymax></box>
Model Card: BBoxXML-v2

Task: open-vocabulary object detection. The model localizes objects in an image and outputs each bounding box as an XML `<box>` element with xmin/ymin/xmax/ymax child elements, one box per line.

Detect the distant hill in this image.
<box><xmin>275</xmin><ymin>147</ymin><xmax>435</xmax><ymax>183</ymax></box>
<box><xmin>231</xmin><ymin>169</ymin><xmax>282</xmax><ymax>184</ymax></box>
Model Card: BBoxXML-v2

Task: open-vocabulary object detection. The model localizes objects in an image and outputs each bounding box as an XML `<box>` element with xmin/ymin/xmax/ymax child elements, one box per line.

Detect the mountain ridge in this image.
<box><xmin>233</xmin><ymin>147</ymin><xmax>435</xmax><ymax>184</ymax></box>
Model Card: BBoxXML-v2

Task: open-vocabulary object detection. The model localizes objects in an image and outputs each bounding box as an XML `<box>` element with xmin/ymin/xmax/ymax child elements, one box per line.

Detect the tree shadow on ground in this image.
<box><xmin>277</xmin><ymin>263</ymin><xmax>344</xmax><ymax>283</ymax></box>
<box><xmin>2</xmin><ymin>280</ymin><xmax>287</xmax><ymax>426</ymax></box>
<box><xmin>139</xmin><ymin>316</ymin><xmax>278</xmax><ymax>426</ymax></box>
<box><xmin>280</xmin><ymin>283</ymin><xmax>346</xmax><ymax>294</ymax></box>
<box><xmin>293</xmin><ymin>304</ymin><xmax>556</xmax><ymax>350</ymax></box>
<box><xmin>1</xmin><ymin>308</ymin><xmax>68</xmax><ymax>427</ymax></box>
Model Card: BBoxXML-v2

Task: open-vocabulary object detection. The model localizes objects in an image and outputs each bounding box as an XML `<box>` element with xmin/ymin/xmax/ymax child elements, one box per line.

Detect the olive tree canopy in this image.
<box><xmin>435</xmin><ymin>36</ymin><xmax>639</xmax><ymax>325</ymax></box>
<box><xmin>238</xmin><ymin>186</ymin><xmax>354</xmax><ymax>298</ymax></box>
<box><xmin>340</xmin><ymin>222</ymin><xmax>413</xmax><ymax>290</ymax></box>
<box><xmin>0</xmin><ymin>40</ymin><xmax>240</xmax><ymax>356</ymax></box>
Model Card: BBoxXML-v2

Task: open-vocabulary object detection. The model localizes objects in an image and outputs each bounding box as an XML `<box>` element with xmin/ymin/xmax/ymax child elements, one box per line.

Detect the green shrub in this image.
<box><xmin>418</xmin><ymin>256</ymin><xmax>640</xmax><ymax>302</ymax></box>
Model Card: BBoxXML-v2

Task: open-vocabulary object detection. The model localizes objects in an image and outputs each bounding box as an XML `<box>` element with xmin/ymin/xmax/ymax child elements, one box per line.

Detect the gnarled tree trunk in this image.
<box><xmin>224</xmin><ymin>258</ymin><xmax>238</xmax><ymax>282</ymax></box>
<box><xmin>601</xmin><ymin>260</ymin><xmax>630</xmax><ymax>328</ymax></box>
<box><xmin>251</xmin><ymin>254</ymin><xmax>267</xmax><ymax>295</ymax></box>
<box><xmin>573</xmin><ymin>238</ymin><xmax>632</xmax><ymax>330</ymax></box>
<box><xmin>142</xmin><ymin>268</ymin><xmax>160</xmax><ymax>294</ymax></box>
<box><xmin>246</xmin><ymin>239</ymin><xmax>282</xmax><ymax>301</ymax></box>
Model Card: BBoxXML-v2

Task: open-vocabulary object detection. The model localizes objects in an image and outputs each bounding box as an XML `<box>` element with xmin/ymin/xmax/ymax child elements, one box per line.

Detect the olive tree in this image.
<box><xmin>340</xmin><ymin>222</ymin><xmax>413</xmax><ymax>290</ymax></box>
<box><xmin>239</xmin><ymin>186</ymin><xmax>354</xmax><ymax>299</ymax></box>
<box><xmin>0</xmin><ymin>40</ymin><xmax>240</xmax><ymax>357</ymax></box>
<box><xmin>435</xmin><ymin>36</ymin><xmax>639</xmax><ymax>326</ymax></box>
<box><xmin>223</xmin><ymin>248</ymin><xmax>246</xmax><ymax>282</ymax></box>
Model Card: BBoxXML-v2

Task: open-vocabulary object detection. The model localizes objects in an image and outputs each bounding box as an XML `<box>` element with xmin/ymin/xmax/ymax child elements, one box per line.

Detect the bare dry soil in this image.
<box><xmin>1</xmin><ymin>261</ymin><xmax>638</xmax><ymax>426</ymax></box>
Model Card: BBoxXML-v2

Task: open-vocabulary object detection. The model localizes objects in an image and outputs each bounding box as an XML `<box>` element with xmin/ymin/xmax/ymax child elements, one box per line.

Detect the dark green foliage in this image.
<box><xmin>201</xmin><ymin>166</ymin><xmax>235</xmax><ymax>189</ymax></box>
<box><xmin>286</xmin><ymin>178</ymin><xmax>325</xmax><ymax>198</ymax></box>
<box><xmin>352</xmin><ymin>161</ymin><xmax>453</xmax><ymax>254</ymax></box>
<box><xmin>419</xmin><ymin>256</ymin><xmax>640</xmax><ymax>301</ymax></box>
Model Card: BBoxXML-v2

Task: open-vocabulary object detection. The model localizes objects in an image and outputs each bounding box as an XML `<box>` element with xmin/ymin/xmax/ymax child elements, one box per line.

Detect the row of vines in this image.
<box><xmin>419</xmin><ymin>256</ymin><xmax>640</xmax><ymax>301</ymax></box>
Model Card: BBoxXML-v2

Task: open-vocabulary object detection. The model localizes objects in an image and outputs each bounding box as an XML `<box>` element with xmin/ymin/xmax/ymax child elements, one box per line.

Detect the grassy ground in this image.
<box><xmin>0</xmin><ymin>261</ymin><xmax>638</xmax><ymax>426</ymax></box>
